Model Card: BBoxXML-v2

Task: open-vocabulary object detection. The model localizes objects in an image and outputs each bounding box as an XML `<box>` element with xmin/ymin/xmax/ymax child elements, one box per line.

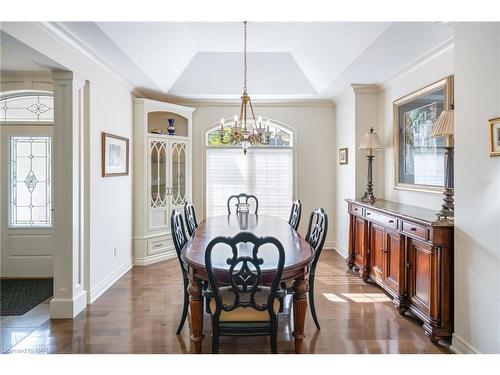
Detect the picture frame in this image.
<box><xmin>393</xmin><ymin>75</ymin><xmax>454</xmax><ymax>193</ymax></box>
<box><xmin>101</xmin><ymin>132</ymin><xmax>129</xmax><ymax>177</ymax></box>
<box><xmin>339</xmin><ymin>148</ymin><xmax>348</xmax><ymax>165</ymax></box>
<box><xmin>489</xmin><ymin>118</ymin><xmax>500</xmax><ymax>157</ymax></box>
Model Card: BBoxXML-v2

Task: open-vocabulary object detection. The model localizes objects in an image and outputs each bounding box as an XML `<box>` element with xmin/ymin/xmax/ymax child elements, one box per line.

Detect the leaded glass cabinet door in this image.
<box><xmin>169</xmin><ymin>140</ymin><xmax>188</xmax><ymax>212</ymax></box>
<box><xmin>149</xmin><ymin>138</ymin><xmax>170</xmax><ymax>231</ymax></box>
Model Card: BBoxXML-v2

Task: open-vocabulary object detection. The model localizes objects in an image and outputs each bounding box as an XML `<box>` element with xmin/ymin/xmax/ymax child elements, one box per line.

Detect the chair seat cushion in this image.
<box><xmin>209</xmin><ymin>286</ymin><xmax>281</xmax><ymax>322</ymax></box>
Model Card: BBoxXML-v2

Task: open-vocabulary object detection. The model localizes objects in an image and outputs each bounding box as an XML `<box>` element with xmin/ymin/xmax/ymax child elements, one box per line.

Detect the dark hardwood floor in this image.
<box><xmin>3</xmin><ymin>250</ymin><xmax>450</xmax><ymax>354</ymax></box>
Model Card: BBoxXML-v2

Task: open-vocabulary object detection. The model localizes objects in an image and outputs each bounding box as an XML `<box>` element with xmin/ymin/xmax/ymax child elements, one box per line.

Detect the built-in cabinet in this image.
<box><xmin>346</xmin><ymin>199</ymin><xmax>454</xmax><ymax>343</ymax></box>
<box><xmin>133</xmin><ymin>98</ymin><xmax>195</xmax><ymax>265</ymax></box>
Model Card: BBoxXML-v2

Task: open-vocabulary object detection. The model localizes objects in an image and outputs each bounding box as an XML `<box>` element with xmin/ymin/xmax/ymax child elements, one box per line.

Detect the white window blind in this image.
<box><xmin>206</xmin><ymin>148</ymin><xmax>293</xmax><ymax>220</ymax></box>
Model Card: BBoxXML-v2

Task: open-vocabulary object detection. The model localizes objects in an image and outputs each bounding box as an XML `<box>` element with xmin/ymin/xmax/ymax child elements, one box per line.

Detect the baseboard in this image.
<box><xmin>133</xmin><ymin>251</ymin><xmax>176</xmax><ymax>266</ymax></box>
<box><xmin>49</xmin><ymin>290</ymin><xmax>87</xmax><ymax>319</ymax></box>
<box><xmin>87</xmin><ymin>260</ymin><xmax>132</xmax><ymax>304</ymax></box>
<box><xmin>331</xmin><ymin>240</ymin><xmax>348</xmax><ymax>258</ymax></box>
<box><xmin>450</xmin><ymin>334</ymin><xmax>480</xmax><ymax>354</ymax></box>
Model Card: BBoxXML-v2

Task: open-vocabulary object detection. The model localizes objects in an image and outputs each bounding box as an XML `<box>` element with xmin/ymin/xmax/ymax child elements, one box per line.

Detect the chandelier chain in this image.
<box><xmin>243</xmin><ymin>21</ymin><xmax>247</xmax><ymax>93</ymax></box>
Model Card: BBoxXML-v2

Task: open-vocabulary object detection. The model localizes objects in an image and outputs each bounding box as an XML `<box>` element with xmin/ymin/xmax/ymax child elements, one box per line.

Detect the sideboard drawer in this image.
<box><xmin>349</xmin><ymin>203</ymin><xmax>364</xmax><ymax>217</ymax></box>
<box><xmin>402</xmin><ymin>221</ymin><xmax>429</xmax><ymax>241</ymax></box>
<box><xmin>365</xmin><ymin>209</ymin><xmax>397</xmax><ymax>230</ymax></box>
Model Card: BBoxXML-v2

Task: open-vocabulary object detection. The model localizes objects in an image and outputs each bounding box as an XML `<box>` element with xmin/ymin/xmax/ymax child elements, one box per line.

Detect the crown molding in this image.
<box><xmin>351</xmin><ymin>84</ymin><xmax>381</xmax><ymax>95</ymax></box>
<box><xmin>380</xmin><ymin>36</ymin><xmax>454</xmax><ymax>90</ymax></box>
<box><xmin>164</xmin><ymin>96</ymin><xmax>335</xmax><ymax>108</ymax></box>
<box><xmin>33</xmin><ymin>22</ymin><xmax>146</xmax><ymax>97</ymax></box>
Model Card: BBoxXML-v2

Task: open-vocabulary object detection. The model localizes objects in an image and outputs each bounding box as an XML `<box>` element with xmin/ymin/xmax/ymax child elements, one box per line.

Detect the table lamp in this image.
<box><xmin>359</xmin><ymin>127</ymin><xmax>384</xmax><ymax>203</ymax></box>
<box><xmin>430</xmin><ymin>109</ymin><xmax>454</xmax><ymax>220</ymax></box>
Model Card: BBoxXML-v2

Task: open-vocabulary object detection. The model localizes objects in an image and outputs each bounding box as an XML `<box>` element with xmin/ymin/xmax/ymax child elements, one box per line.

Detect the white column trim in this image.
<box><xmin>50</xmin><ymin>71</ymin><xmax>87</xmax><ymax>318</ymax></box>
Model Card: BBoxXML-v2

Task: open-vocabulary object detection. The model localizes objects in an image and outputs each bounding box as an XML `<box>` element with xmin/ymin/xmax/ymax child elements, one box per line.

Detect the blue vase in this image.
<box><xmin>167</xmin><ymin>118</ymin><xmax>176</xmax><ymax>135</ymax></box>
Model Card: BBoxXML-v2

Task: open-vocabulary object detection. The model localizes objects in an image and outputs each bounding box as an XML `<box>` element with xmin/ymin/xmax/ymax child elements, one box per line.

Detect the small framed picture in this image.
<box><xmin>339</xmin><ymin>148</ymin><xmax>348</xmax><ymax>165</ymax></box>
<box><xmin>101</xmin><ymin>132</ymin><xmax>129</xmax><ymax>177</ymax></box>
<box><xmin>489</xmin><ymin>118</ymin><xmax>500</xmax><ymax>157</ymax></box>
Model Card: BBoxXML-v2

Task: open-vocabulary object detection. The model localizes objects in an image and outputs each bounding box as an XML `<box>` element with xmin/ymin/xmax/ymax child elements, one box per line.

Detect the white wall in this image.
<box><xmin>184</xmin><ymin>101</ymin><xmax>335</xmax><ymax>247</ymax></box>
<box><xmin>452</xmin><ymin>23</ymin><xmax>500</xmax><ymax>354</ymax></box>
<box><xmin>378</xmin><ymin>47</ymin><xmax>454</xmax><ymax>210</ymax></box>
<box><xmin>333</xmin><ymin>90</ymin><xmax>355</xmax><ymax>255</ymax></box>
<box><xmin>1</xmin><ymin>23</ymin><xmax>133</xmax><ymax>304</ymax></box>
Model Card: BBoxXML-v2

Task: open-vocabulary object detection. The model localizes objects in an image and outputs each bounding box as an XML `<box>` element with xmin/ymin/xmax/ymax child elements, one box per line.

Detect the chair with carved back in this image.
<box><xmin>283</xmin><ymin>208</ymin><xmax>328</xmax><ymax>330</ymax></box>
<box><xmin>203</xmin><ymin>232</ymin><xmax>286</xmax><ymax>354</ymax></box>
<box><xmin>184</xmin><ymin>201</ymin><xmax>198</xmax><ymax>237</ymax></box>
<box><xmin>227</xmin><ymin>193</ymin><xmax>259</xmax><ymax>215</ymax></box>
<box><xmin>171</xmin><ymin>209</ymin><xmax>190</xmax><ymax>335</ymax></box>
<box><xmin>288</xmin><ymin>199</ymin><xmax>302</xmax><ymax>231</ymax></box>
<box><xmin>304</xmin><ymin>208</ymin><xmax>328</xmax><ymax>329</ymax></box>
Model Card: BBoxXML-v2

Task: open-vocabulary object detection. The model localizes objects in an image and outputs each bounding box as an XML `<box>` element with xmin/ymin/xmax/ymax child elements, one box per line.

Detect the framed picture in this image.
<box><xmin>339</xmin><ymin>148</ymin><xmax>348</xmax><ymax>165</ymax></box>
<box><xmin>393</xmin><ymin>75</ymin><xmax>454</xmax><ymax>192</ymax></box>
<box><xmin>101</xmin><ymin>132</ymin><xmax>129</xmax><ymax>177</ymax></box>
<box><xmin>489</xmin><ymin>118</ymin><xmax>500</xmax><ymax>157</ymax></box>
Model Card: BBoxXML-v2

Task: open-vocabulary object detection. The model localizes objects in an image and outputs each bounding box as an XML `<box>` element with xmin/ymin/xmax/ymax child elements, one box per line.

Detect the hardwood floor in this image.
<box><xmin>2</xmin><ymin>250</ymin><xmax>450</xmax><ymax>354</ymax></box>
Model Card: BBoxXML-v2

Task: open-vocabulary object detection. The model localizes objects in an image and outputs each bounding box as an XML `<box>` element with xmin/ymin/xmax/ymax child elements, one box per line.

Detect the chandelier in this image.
<box><xmin>218</xmin><ymin>21</ymin><xmax>275</xmax><ymax>154</ymax></box>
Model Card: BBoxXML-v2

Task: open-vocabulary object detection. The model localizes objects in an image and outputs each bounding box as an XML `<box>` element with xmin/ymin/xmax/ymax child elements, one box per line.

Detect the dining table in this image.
<box><xmin>181</xmin><ymin>213</ymin><xmax>315</xmax><ymax>354</ymax></box>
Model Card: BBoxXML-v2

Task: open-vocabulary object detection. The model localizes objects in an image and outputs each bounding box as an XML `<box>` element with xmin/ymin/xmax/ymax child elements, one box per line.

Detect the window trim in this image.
<box><xmin>203</xmin><ymin>117</ymin><xmax>297</xmax><ymax>219</ymax></box>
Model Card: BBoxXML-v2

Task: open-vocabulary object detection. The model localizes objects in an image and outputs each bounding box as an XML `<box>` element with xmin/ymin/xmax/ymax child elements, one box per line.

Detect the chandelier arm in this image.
<box><xmin>248</xmin><ymin>97</ymin><xmax>257</xmax><ymax>126</ymax></box>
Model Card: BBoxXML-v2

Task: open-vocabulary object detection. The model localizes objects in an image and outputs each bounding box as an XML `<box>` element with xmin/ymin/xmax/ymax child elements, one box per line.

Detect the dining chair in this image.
<box><xmin>304</xmin><ymin>208</ymin><xmax>328</xmax><ymax>329</ymax></box>
<box><xmin>283</xmin><ymin>208</ymin><xmax>328</xmax><ymax>330</ymax></box>
<box><xmin>203</xmin><ymin>231</ymin><xmax>286</xmax><ymax>354</ymax></box>
<box><xmin>288</xmin><ymin>199</ymin><xmax>302</xmax><ymax>230</ymax></box>
<box><xmin>171</xmin><ymin>209</ymin><xmax>190</xmax><ymax>335</ymax></box>
<box><xmin>227</xmin><ymin>193</ymin><xmax>259</xmax><ymax>214</ymax></box>
<box><xmin>184</xmin><ymin>201</ymin><xmax>198</xmax><ymax>237</ymax></box>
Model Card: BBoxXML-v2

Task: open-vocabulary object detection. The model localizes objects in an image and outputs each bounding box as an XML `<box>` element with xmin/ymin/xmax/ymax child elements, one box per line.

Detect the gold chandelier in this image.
<box><xmin>218</xmin><ymin>21</ymin><xmax>274</xmax><ymax>154</ymax></box>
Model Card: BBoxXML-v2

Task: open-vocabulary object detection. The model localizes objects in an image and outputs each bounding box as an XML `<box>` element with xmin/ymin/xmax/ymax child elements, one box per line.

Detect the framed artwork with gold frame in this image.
<box><xmin>101</xmin><ymin>132</ymin><xmax>129</xmax><ymax>177</ymax></box>
<box><xmin>489</xmin><ymin>118</ymin><xmax>500</xmax><ymax>157</ymax></box>
<box><xmin>393</xmin><ymin>75</ymin><xmax>454</xmax><ymax>193</ymax></box>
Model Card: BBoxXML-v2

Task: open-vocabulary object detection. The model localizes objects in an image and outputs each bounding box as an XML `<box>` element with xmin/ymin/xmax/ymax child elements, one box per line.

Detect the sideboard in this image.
<box><xmin>345</xmin><ymin>199</ymin><xmax>454</xmax><ymax>343</ymax></box>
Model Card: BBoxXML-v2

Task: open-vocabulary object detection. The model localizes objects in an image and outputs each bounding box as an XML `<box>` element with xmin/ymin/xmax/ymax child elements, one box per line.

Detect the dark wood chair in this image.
<box><xmin>288</xmin><ymin>199</ymin><xmax>302</xmax><ymax>230</ymax></box>
<box><xmin>304</xmin><ymin>208</ymin><xmax>328</xmax><ymax>329</ymax></box>
<box><xmin>283</xmin><ymin>208</ymin><xmax>328</xmax><ymax>330</ymax></box>
<box><xmin>227</xmin><ymin>193</ymin><xmax>258</xmax><ymax>214</ymax></box>
<box><xmin>184</xmin><ymin>201</ymin><xmax>198</xmax><ymax>237</ymax></box>
<box><xmin>203</xmin><ymin>232</ymin><xmax>286</xmax><ymax>354</ymax></box>
<box><xmin>171</xmin><ymin>209</ymin><xmax>190</xmax><ymax>335</ymax></box>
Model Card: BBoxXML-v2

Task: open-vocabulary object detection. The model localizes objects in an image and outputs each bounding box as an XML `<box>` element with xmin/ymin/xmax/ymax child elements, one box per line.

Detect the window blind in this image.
<box><xmin>206</xmin><ymin>148</ymin><xmax>293</xmax><ymax>220</ymax></box>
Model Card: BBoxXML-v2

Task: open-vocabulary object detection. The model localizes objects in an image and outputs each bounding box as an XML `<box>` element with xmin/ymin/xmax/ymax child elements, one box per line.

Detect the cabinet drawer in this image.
<box><xmin>364</xmin><ymin>209</ymin><xmax>397</xmax><ymax>229</ymax></box>
<box><xmin>147</xmin><ymin>236</ymin><xmax>172</xmax><ymax>256</ymax></box>
<box><xmin>349</xmin><ymin>203</ymin><xmax>363</xmax><ymax>217</ymax></box>
<box><xmin>402</xmin><ymin>221</ymin><xmax>429</xmax><ymax>241</ymax></box>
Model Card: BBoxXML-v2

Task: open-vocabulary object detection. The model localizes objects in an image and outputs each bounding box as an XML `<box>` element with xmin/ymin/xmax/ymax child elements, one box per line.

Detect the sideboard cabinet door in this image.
<box><xmin>407</xmin><ymin>238</ymin><xmax>433</xmax><ymax>317</ymax></box>
<box><xmin>370</xmin><ymin>223</ymin><xmax>385</xmax><ymax>282</ymax></box>
<box><xmin>384</xmin><ymin>229</ymin><xmax>404</xmax><ymax>295</ymax></box>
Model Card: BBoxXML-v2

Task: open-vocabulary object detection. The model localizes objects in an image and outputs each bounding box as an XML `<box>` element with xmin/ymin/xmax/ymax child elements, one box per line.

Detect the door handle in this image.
<box><xmin>406</xmin><ymin>262</ymin><xmax>412</xmax><ymax>269</ymax></box>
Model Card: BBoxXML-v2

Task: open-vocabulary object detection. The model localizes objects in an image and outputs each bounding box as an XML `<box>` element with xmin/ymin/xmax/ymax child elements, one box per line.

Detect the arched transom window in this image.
<box><xmin>0</xmin><ymin>91</ymin><xmax>54</xmax><ymax>123</ymax></box>
<box><xmin>205</xmin><ymin>118</ymin><xmax>294</xmax><ymax>220</ymax></box>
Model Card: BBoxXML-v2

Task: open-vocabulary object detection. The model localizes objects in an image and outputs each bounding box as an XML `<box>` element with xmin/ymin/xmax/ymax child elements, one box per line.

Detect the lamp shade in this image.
<box><xmin>430</xmin><ymin>110</ymin><xmax>454</xmax><ymax>137</ymax></box>
<box><xmin>359</xmin><ymin>127</ymin><xmax>383</xmax><ymax>150</ymax></box>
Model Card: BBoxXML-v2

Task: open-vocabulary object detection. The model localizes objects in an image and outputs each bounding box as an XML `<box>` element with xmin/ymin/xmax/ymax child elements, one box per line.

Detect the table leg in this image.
<box><xmin>188</xmin><ymin>273</ymin><xmax>204</xmax><ymax>353</ymax></box>
<box><xmin>292</xmin><ymin>275</ymin><xmax>309</xmax><ymax>354</ymax></box>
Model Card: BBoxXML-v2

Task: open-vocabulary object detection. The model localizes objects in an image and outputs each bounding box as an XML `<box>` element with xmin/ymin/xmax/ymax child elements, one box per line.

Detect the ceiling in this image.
<box><xmin>58</xmin><ymin>22</ymin><xmax>454</xmax><ymax>99</ymax></box>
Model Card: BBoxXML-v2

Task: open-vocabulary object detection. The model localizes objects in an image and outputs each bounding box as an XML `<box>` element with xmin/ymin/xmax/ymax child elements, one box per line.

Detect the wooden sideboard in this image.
<box><xmin>345</xmin><ymin>199</ymin><xmax>454</xmax><ymax>343</ymax></box>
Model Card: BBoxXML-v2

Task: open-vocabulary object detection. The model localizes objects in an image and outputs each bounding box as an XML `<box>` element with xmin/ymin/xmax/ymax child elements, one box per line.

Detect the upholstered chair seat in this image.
<box><xmin>208</xmin><ymin>286</ymin><xmax>281</xmax><ymax>322</ymax></box>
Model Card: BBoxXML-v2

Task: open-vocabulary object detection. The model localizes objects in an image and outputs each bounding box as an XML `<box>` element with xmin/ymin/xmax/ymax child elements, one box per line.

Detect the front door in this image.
<box><xmin>1</xmin><ymin>125</ymin><xmax>54</xmax><ymax>277</ymax></box>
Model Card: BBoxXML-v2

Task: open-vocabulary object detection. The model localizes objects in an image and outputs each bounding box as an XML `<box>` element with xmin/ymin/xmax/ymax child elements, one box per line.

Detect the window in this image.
<box><xmin>9</xmin><ymin>137</ymin><xmax>52</xmax><ymax>228</ymax></box>
<box><xmin>205</xmin><ymin>120</ymin><xmax>294</xmax><ymax>220</ymax></box>
<box><xmin>0</xmin><ymin>92</ymin><xmax>54</xmax><ymax>123</ymax></box>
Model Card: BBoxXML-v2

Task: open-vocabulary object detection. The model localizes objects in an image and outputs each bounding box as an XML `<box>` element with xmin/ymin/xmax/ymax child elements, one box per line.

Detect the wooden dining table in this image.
<box><xmin>181</xmin><ymin>214</ymin><xmax>315</xmax><ymax>354</ymax></box>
